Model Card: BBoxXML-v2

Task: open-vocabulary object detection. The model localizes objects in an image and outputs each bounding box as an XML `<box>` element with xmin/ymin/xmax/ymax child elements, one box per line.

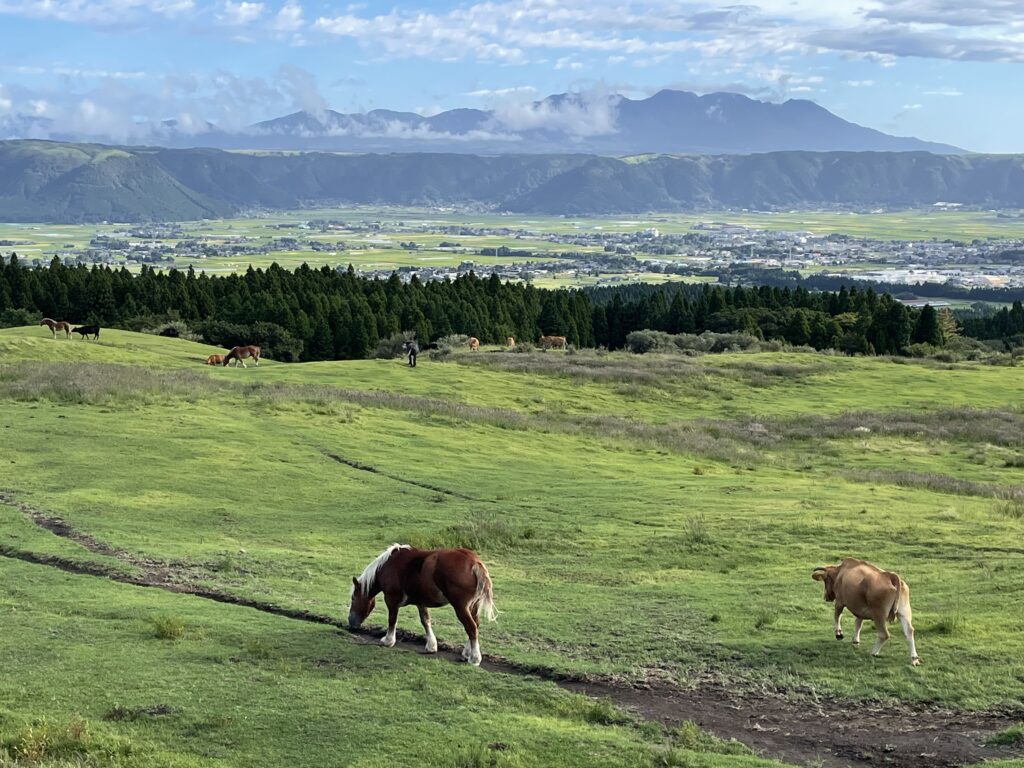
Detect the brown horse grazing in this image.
<box><xmin>40</xmin><ymin>318</ymin><xmax>72</xmax><ymax>339</ymax></box>
<box><xmin>539</xmin><ymin>335</ymin><xmax>567</xmax><ymax>350</ymax></box>
<box><xmin>468</xmin><ymin>337</ymin><xmax>480</xmax><ymax>351</ymax></box>
<box><xmin>348</xmin><ymin>544</ymin><xmax>496</xmax><ymax>666</ymax></box>
<box><xmin>223</xmin><ymin>345</ymin><xmax>261</xmax><ymax>367</ymax></box>
<box><xmin>506</xmin><ymin>336</ymin><xmax>515</xmax><ymax>348</ymax></box>
<box><xmin>206</xmin><ymin>354</ymin><xmax>225</xmax><ymax>365</ymax></box>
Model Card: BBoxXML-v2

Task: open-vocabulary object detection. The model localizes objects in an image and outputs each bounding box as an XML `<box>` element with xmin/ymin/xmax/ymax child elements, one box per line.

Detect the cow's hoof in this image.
<box><xmin>910</xmin><ymin>657</ymin><xmax>921</xmax><ymax>666</ymax></box>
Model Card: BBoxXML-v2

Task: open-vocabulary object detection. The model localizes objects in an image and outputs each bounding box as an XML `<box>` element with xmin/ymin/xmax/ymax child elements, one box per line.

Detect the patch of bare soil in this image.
<box><xmin>1</xmin><ymin>491</ymin><xmax>1021</xmax><ymax>768</ymax></box>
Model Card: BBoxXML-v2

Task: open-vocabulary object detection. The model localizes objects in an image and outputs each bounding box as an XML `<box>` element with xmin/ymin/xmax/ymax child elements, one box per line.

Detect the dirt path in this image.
<box><xmin>1</xmin><ymin>493</ymin><xmax>1020</xmax><ymax>768</ymax></box>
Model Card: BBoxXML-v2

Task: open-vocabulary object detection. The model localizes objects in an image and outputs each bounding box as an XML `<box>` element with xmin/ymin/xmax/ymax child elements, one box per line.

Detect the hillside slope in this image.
<box><xmin>2</xmin><ymin>140</ymin><xmax>1024</xmax><ymax>222</ymax></box>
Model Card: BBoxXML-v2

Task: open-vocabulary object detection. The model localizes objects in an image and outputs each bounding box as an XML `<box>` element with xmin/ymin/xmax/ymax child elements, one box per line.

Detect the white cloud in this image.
<box><xmin>924</xmin><ymin>87</ymin><xmax>964</xmax><ymax>96</ymax></box>
<box><xmin>847</xmin><ymin>79</ymin><xmax>875</xmax><ymax>87</ymax></box>
<box><xmin>464</xmin><ymin>86</ymin><xmax>537</xmax><ymax>97</ymax></box>
<box><xmin>218</xmin><ymin>0</ymin><xmax>263</xmax><ymax>25</ymax></box>
<box><xmin>270</xmin><ymin>0</ymin><xmax>301</xmax><ymax>31</ymax></box>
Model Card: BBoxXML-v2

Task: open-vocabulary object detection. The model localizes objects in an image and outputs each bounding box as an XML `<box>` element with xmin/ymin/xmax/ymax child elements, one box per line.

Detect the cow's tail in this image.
<box><xmin>470</xmin><ymin>562</ymin><xmax>497</xmax><ymax>622</ymax></box>
<box><xmin>887</xmin><ymin>573</ymin><xmax>910</xmax><ymax>623</ymax></box>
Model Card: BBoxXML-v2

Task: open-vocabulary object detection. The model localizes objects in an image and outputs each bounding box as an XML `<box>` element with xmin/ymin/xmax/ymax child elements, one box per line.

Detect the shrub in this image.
<box><xmin>680</xmin><ymin>514</ymin><xmax>713</xmax><ymax>549</ymax></box>
<box><xmin>150</xmin><ymin>615</ymin><xmax>186</xmax><ymax>640</ymax></box>
<box><xmin>0</xmin><ymin>308</ymin><xmax>41</xmax><ymax>328</ymax></box>
<box><xmin>374</xmin><ymin>332</ymin><xmax>415</xmax><ymax>360</ymax></box>
<box><xmin>140</xmin><ymin>320</ymin><xmax>201</xmax><ymax>342</ymax></box>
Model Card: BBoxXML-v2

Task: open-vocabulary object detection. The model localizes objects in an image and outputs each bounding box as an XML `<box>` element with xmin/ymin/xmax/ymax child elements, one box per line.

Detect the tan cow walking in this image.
<box><xmin>812</xmin><ymin>558</ymin><xmax>919</xmax><ymax>665</ymax></box>
<box><xmin>539</xmin><ymin>335</ymin><xmax>567</xmax><ymax>350</ymax></box>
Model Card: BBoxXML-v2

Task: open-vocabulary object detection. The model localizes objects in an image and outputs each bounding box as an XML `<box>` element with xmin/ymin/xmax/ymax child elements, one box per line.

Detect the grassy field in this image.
<box><xmin>1</xmin><ymin>326</ymin><xmax>1024</xmax><ymax>766</ymax></box>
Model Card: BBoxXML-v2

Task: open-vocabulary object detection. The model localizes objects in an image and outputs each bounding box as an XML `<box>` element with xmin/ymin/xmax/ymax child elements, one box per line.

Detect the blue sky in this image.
<box><xmin>0</xmin><ymin>0</ymin><xmax>1021</xmax><ymax>151</ymax></box>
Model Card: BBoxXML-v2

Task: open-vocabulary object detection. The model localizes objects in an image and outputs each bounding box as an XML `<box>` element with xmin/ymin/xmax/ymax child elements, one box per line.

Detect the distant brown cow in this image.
<box><xmin>468</xmin><ymin>337</ymin><xmax>480</xmax><ymax>351</ymax></box>
<box><xmin>812</xmin><ymin>558</ymin><xmax>919</xmax><ymax>666</ymax></box>
<box><xmin>506</xmin><ymin>336</ymin><xmax>515</xmax><ymax>348</ymax></box>
<box><xmin>539</xmin><ymin>335</ymin><xmax>567</xmax><ymax>350</ymax></box>
<box><xmin>206</xmin><ymin>354</ymin><xmax>224</xmax><ymax>365</ymax></box>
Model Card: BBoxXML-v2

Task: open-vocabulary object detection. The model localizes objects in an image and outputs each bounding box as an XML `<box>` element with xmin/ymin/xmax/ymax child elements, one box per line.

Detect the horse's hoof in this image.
<box><xmin>852</xmin><ymin>641</ymin><xmax>860</xmax><ymax>646</ymax></box>
<box><xmin>380</xmin><ymin>636</ymin><xmax>396</xmax><ymax>648</ymax></box>
<box><xmin>469</xmin><ymin>655</ymin><xmax>482</xmax><ymax>667</ymax></box>
<box><xmin>911</xmin><ymin>657</ymin><xmax>921</xmax><ymax>666</ymax></box>
<box><xmin>425</xmin><ymin>643</ymin><xmax>438</xmax><ymax>654</ymax></box>
<box><xmin>835</xmin><ymin>632</ymin><xmax>844</xmax><ymax>640</ymax></box>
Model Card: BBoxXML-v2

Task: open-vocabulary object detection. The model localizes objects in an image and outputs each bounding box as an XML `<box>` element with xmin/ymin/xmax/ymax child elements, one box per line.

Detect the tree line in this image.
<box><xmin>0</xmin><ymin>255</ymin><xmax>1015</xmax><ymax>361</ymax></box>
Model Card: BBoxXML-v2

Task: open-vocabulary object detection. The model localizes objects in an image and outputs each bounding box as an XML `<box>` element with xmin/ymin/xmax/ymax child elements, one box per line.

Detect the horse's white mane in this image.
<box><xmin>353</xmin><ymin>544</ymin><xmax>410</xmax><ymax>595</ymax></box>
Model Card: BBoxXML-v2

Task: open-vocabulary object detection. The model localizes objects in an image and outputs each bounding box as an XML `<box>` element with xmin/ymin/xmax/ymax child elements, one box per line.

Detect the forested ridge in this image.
<box><xmin>2</xmin><ymin>256</ymin><xmax>1022</xmax><ymax>360</ymax></box>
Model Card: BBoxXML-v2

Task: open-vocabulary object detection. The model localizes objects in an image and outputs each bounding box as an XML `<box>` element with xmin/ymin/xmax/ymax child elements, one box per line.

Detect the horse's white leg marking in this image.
<box><xmin>420</xmin><ymin>608</ymin><xmax>437</xmax><ymax>653</ymax></box>
<box><xmin>381</xmin><ymin>628</ymin><xmax>397</xmax><ymax>647</ymax></box>
<box><xmin>469</xmin><ymin>637</ymin><xmax>481</xmax><ymax>666</ymax></box>
<box><xmin>852</xmin><ymin>617</ymin><xmax>863</xmax><ymax>645</ymax></box>
<box><xmin>461</xmin><ymin>641</ymin><xmax>471</xmax><ymax>660</ymax></box>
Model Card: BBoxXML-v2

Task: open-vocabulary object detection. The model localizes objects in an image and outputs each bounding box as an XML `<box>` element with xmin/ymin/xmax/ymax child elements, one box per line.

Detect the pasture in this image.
<box><xmin>1</xmin><ymin>326</ymin><xmax>1024</xmax><ymax>767</ymax></box>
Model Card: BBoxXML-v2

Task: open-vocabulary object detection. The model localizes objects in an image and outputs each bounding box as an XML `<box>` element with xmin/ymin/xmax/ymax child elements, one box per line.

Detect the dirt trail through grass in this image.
<box><xmin>1</xmin><ymin>491</ymin><xmax>1020</xmax><ymax>768</ymax></box>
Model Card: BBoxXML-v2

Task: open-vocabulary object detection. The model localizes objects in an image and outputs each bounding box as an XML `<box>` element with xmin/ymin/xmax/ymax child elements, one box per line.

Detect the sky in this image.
<box><xmin>0</xmin><ymin>0</ymin><xmax>1021</xmax><ymax>151</ymax></box>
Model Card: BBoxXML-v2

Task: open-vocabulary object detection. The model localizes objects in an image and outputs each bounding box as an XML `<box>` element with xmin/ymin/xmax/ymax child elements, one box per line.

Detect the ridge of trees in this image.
<box><xmin>2</xmin><ymin>255</ymin><xmax>1021</xmax><ymax>361</ymax></box>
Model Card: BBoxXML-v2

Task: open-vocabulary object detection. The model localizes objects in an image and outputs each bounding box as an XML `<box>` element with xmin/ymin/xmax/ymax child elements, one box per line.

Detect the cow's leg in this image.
<box><xmin>454</xmin><ymin>603</ymin><xmax>480</xmax><ymax>666</ymax></box>
<box><xmin>381</xmin><ymin>594</ymin><xmax>400</xmax><ymax>647</ymax></box>
<box><xmin>897</xmin><ymin>604</ymin><xmax>920</xmax><ymax>666</ymax></box>
<box><xmin>870</xmin><ymin>613</ymin><xmax>890</xmax><ymax>657</ymax></box>
<box><xmin>833</xmin><ymin>602</ymin><xmax>845</xmax><ymax>640</ymax></box>
<box><xmin>852</xmin><ymin>617</ymin><xmax>864</xmax><ymax>645</ymax></box>
<box><xmin>418</xmin><ymin>605</ymin><xmax>437</xmax><ymax>653</ymax></box>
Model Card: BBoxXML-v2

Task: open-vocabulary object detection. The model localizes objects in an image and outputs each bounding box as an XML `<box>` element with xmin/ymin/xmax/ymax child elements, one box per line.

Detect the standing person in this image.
<box><xmin>403</xmin><ymin>338</ymin><xmax>419</xmax><ymax>367</ymax></box>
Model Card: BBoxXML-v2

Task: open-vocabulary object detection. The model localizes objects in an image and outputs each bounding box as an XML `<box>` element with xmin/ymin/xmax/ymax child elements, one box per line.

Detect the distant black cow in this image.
<box><xmin>71</xmin><ymin>325</ymin><xmax>100</xmax><ymax>340</ymax></box>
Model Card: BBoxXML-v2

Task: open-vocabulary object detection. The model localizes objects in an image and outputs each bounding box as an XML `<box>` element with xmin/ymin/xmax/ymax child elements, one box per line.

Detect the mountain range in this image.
<box><xmin>2</xmin><ymin>140</ymin><xmax>1021</xmax><ymax>223</ymax></box>
<box><xmin>0</xmin><ymin>90</ymin><xmax>963</xmax><ymax>155</ymax></box>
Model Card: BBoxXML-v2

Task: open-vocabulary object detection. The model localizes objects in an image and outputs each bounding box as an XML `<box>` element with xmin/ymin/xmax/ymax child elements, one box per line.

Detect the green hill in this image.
<box><xmin>2</xmin><ymin>327</ymin><xmax>1023</xmax><ymax>766</ymax></box>
<box><xmin>3</xmin><ymin>140</ymin><xmax>1024</xmax><ymax>222</ymax></box>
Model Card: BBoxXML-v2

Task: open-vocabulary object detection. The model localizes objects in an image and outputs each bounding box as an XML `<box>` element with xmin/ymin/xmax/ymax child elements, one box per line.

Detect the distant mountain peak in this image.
<box><xmin>0</xmin><ymin>88</ymin><xmax>965</xmax><ymax>154</ymax></box>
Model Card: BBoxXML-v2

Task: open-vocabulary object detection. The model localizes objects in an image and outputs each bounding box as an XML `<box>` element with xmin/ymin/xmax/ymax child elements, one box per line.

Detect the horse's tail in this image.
<box><xmin>470</xmin><ymin>561</ymin><xmax>497</xmax><ymax>622</ymax></box>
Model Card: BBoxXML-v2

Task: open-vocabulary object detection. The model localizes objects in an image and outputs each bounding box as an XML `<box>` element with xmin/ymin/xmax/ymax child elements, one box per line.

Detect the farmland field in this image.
<box><xmin>1</xmin><ymin>327</ymin><xmax>1024</xmax><ymax>767</ymax></box>
<box><xmin>3</xmin><ymin>207</ymin><xmax>1024</xmax><ymax>283</ymax></box>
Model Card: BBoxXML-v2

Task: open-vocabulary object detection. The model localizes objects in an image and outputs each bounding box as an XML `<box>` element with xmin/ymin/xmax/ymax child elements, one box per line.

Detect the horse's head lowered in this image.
<box><xmin>348</xmin><ymin>577</ymin><xmax>376</xmax><ymax>629</ymax></box>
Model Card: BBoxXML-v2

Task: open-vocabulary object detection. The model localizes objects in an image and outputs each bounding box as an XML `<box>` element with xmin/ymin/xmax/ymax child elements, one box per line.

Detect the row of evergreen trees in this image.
<box><xmin>0</xmin><ymin>255</ymin><xmax>1001</xmax><ymax>361</ymax></box>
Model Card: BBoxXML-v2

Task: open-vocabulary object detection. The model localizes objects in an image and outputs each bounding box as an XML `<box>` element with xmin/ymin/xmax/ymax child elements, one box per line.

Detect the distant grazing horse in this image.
<box><xmin>223</xmin><ymin>345</ymin><xmax>261</xmax><ymax>367</ymax></box>
<box><xmin>468</xmin><ymin>337</ymin><xmax>480</xmax><ymax>351</ymax></box>
<box><xmin>206</xmin><ymin>354</ymin><xmax>225</xmax><ymax>366</ymax></box>
<box><xmin>40</xmin><ymin>318</ymin><xmax>72</xmax><ymax>339</ymax></box>
<box><xmin>71</xmin><ymin>324</ymin><xmax>100</xmax><ymax>340</ymax></box>
<box><xmin>506</xmin><ymin>336</ymin><xmax>515</xmax><ymax>348</ymax></box>
<box><xmin>348</xmin><ymin>544</ymin><xmax>496</xmax><ymax>666</ymax></box>
<box><xmin>539</xmin><ymin>335</ymin><xmax>567</xmax><ymax>350</ymax></box>
<box><xmin>402</xmin><ymin>339</ymin><xmax>419</xmax><ymax>367</ymax></box>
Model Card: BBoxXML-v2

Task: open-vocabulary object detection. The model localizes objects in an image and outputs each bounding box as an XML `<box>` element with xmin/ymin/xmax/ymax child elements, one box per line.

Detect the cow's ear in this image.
<box><xmin>811</xmin><ymin>568</ymin><xmax>827</xmax><ymax>581</ymax></box>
